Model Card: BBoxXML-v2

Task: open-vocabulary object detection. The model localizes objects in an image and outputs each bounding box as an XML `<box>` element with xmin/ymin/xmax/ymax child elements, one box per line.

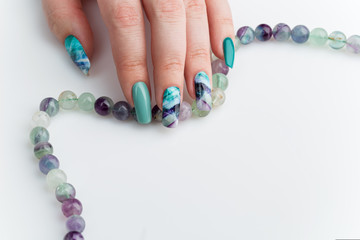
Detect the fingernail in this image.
<box><xmin>132</xmin><ymin>82</ymin><xmax>152</xmax><ymax>124</ymax></box>
<box><xmin>162</xmin><ymin>87</ymin><xmax>180</xmax><ymax>128</ymax></box>
<box><xmin>64</xmin><ymin>35</ymin><xmax>91</xmax><ymax>75</ymax></box>
<box><xmin>223</xmin><ymin>37</ymin><xmax>235</xmax><ymax>68</ymax></box>
<box><xmin>195</xmin><ymin>71</ymin><xmax>212</xmax><ymax>112</ymax></box>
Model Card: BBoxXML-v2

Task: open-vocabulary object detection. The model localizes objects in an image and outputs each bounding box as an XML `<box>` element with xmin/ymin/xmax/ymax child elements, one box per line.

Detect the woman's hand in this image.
<box><xmin>42</xmin><ymin>0</ymin><xmax>235</xmax><ymax>128</ymax></box>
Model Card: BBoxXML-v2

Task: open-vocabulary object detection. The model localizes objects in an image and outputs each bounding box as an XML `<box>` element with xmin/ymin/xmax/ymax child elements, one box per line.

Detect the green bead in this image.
<box><xmin>58</xmin><ymin>90</ymin><xmax>78</xmax><ymax>110</ymax></box>
<box><xmin>34</xmin><ymin>142</ymin><xmax>53</xmax><ymax>159</ymax></box>
<box><xmin>328</xmin><ymin>31</ymin><xmax>346</xmax><ymax>49</ymax></box>
<box><xmin>78</xmin><ymin>92</ymin><xmax>95</xmax><ymax>111</ymax></box>
<box><xmin>192</xmin><ymin>100</ymin><xmax>210</xmax><ymax>117</ymax></box>
<box><xmin>212</xmin><ymin>73</ymin><xmax>229</xmax><ymax>91</ymax></box>
<box><xmin>309</xmin><ymin>28</ymin><xmax>328</xmax><ymax>46</ymax></box>
<box><xmin>30</xmin><ymin>126</ymin><xmax>49</xmax><ymax>145</ymax></box>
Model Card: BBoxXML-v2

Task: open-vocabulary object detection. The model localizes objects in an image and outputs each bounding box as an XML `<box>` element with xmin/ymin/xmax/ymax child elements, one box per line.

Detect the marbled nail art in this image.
<box><xmin>162</xmin><ymin>87</ymin><xmax>180</xmax><ymax>128</ymax></box>
<box><xmin>64</xmin><ymin>35</ymin><xmax>90</xmax><ymax>75</ymax></box>
<box><xmin>195</xmin><ymin>71</ymin><xmax>212</xmax><ymax>112</ymax></box>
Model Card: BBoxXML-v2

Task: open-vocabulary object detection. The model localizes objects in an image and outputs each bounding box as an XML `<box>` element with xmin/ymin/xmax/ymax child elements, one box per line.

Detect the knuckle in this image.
<box><xmin>154</xmin><ymin>0</ymin><xmax>185</xmax><ymax>21</ymax></box>
<box><xmin>188</xmin><ymin>47</ymin><xmax>210</xmax><ymax>60</ymax></box>
<box><xmin>109</xmin><ymin>3</ymin><xmax>141</xmax><ymax>28</ymax></box>
<box><xmin>216</xmin><ymin>17</ymin><xmax>233</xmax><ymax>25</ymax></box>
<box><xmin>185</xmin><ymin>0</ymin><xmax>206</xmax><ymax>14</ymax></box>
<box><xmin>158</xmin><ymin>56</ymin><xmax>184</xmax><ymax>72</ymax></box>
<box><xmin>118</xmin><ymin>58</ymin><xmax>147</xmax><ymax>72</ymax></box>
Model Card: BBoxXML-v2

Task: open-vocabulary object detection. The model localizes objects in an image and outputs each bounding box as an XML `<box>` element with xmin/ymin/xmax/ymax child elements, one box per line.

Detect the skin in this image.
<box><xmin>42</xmin><ymin>0</ymin><xmax>234</xmax><ymax>109</ymax></box>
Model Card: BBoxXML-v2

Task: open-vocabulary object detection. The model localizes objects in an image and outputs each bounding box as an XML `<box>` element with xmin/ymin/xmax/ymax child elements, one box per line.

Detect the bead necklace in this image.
<box><xmin>29</xmin><ymin>23</ymin><xmax>360</xmax><ymax>239</ymax></box>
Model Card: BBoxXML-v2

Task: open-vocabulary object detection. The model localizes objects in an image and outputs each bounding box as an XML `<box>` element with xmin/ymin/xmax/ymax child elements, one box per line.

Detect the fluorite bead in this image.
<box><xmin>39</xmin><ymin>154</ymin><xmax>59</xmax><ymax>174</ymax></box>
<box><xmin>234</xmin><ymin>36</ymin><xmax>241</xmax><ymax>51</ymax></box>
<box><xmin>34</xmin><ymin>142</ymin><xmax>53</xmax><ymax>159</ymax></box>
<box><xmin>30</xmin><ymin>126</ymin><xmax>49</xmax><ymax>145</ymax></box>
<box><xmin>212</xmin><ymin>73</ymin><xmax>228</xmax><ymax>91</ymax></box>
<box><xmin>255</xmin><ymin>24</ymin><xmax>272</xmax><ymax>41</ymax></box>
<box><xmin>329</xmin><ymin>31</ymin><xmax>347</xmax><ymax>49</ymax></box>
<box><xmin>309</xmin><ymin>28</ymin><xmax>328</xmax><ymax>46</ymax></box>
<box><xmin>179</xmin><ymin>101</ymin><xmax>192</xmax><ymax>121</ymax></box>
<box><xmin>78</xmin><ymin>92</ymin><xmax>95</xmax><ymax>111</ymax></box>
<box><xmin>211</xmin><ymin>59</ymin><xmax>229</xmax><ymax>75</ymax></box>
<box><xmin>56</xmin><ymin>183</ymin><xmax>76</xmax><ymax>202</ymax></box>
<box><xmin>66</xmin><ymin>215</ymin><xmax>86</xmax><ymax>233</ymax></box>
<box><xmin>112</xmin><ymin>101</ymin><xmax>132</xmax><ymax>120</ymax></box>
<box><xmin>273</xmin><ymin>23</ymin><xmax>291</xmax><ymax>41</ymax></box>
<box><xmin>211</xmin><ymin>88</ymin><xmax>226</xmax><ymax>107</ymax></box>
<box><xmin>31</xmin><ymin>111</ymin><xmax>50</xmax><ymax>128</ymax></box>
<box><xmin>58</xmin><ymin>91</ymin><xmax>78</xmax><ymax>110</ymax></box>
<box><xmin>291</xmin><ymin>25</ymin><xmax>310</xmax><ymax>44</ymax></box>
<box><xmin>64</xmin><ymin>231</ymin><xmax>84</xmax><ymax>240</ymax></box>
<box><xmin>151</xmin><ymin>105</ymin><xmax>162</xmax><ymax>121</ymax></box>
<box><xmin>39</xmin><ymin>97</ymin><xmax>59</xmax><ymax>117</ymax></box>
<box><xmin>236</xmin><ymin>26</ymin><xmax>255</xmax><ymax>45</ymax></box>
<box><xmin>62</xmin><ymin>199</ymin><xmax>83</xmax><ymax>217</ymax></box>
<box><xmin>191</xmin><ymin>100</ymin><xmax>210</xmax><ymax>117</ymax></box>
<box><xmin>94</xmin><ymin>96</ymin><xmax>114</xmax><ymax>116</ymax></box>
<box><xmin>346</xmin><ymin>35</ymin><xmax>360</xmax><ymax>53</ymax></box>
<box><xmin>46</xmin><ymin>169</ymin><xmax>67</xmax><ymax>190</ymax></box>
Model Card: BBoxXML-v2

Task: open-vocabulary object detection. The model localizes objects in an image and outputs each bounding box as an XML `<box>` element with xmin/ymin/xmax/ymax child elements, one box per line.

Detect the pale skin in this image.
<box><xmin>42</xmin><ymin>0</ymin><xmax>234</xmax><ymax>108</ymax></box>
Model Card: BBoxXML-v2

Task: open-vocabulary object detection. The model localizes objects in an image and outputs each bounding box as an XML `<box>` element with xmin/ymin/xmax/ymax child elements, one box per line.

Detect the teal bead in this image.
<box><xmin>192</xmin><ymin>100</ymin><xmax>210</xmax><ymax>117</ymax></box>
<box><xmin>58</xmin><ymin>91</ymin><xmax>78</xmax><ymax>110</ymax></box>
<box><xmin>78</xmin><ymin>92</ymin><xmax>95</xmax><ymax>111</ymax></box>
<box><xmin>30</xmin><ymin>126</ymin><xmax>49</xmax><ymax>145</ymax></box>
<box><xmin>34</xmin><ymin>142</ymin><xmax>53</xmax><ymax>159</ymax></box>
<box><xmin>309</xmin><ymin>28</ymin><xmax>328</xmax><ymax>46</ymax></box>
<box><xmin>328</xmin><ymin>31</ymin><xmax>346</xmax><ymax>49</ymax></box>
<box><xmin>212</xmin><ymin>73</ymin><xmax>228</xmax><ymax>91</ymax></box>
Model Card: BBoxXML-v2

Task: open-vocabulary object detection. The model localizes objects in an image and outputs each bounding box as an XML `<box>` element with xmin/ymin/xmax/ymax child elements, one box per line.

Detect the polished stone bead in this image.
<box><xmin>211</xmin><ymin>59</ymin><xmax>229</xmax><ymax>75</ymax></box>
<box><xmin>62</xmin><ymin>199</ymin><xmax>83</xmax><ymax>217</ymax></box>
<box><xmin>66</xmin><ymin>215</ymin><xmax>86</xmax><ymax>233</ymax></box>
<box><xmin>39</xmin><ymin>97</ymin><xmax>59</xmax><ymax>117</ymax></box>
<box><xmin>291</xmin><ymin>25</ymin><xmax>310</xmax><ymax>44</ymax></box>
<box><xmin>58</xmin><ymin>91</ymin><xmax>78</xmax><ymax>110</ymax></box>
<box><xmin>64</xmin><ymin>231</ymin><xmax>84</xmax><ymax>240</ymax></box>
<box><xmin>179</xmin><ymin>101</ymin><xmax>192</xmax><ymax>121</ymax></box>
<box><xmin>236</xmin><ymin>26</ymin><xmax>255</xmax><ymax>45</ymax></box>
<box><xmin>309</xmin><ymin>28</ymin><xmax>328</xmax><ymax>46</ymax></box>
<box><xmin>329</xmin><ymin>31</ymin><xmax>346</xmax><ymax>49</ymax></box>
<box><xmin>56</xmin><ymin>183</ymin><xmax>76</xmax><ymax>202</ymax></box>
<box><xmin>112</xmin><ymin>101</ymin><xmax>132</xmax><ymax>120</ymax></box>
<box><xmin>273</xmin><ymin>23</ymin><xmax>291</xmax><ymax>41</ymax></box>
<box><xmin>34</xmin><ymin>142</ymin><xmax>53</xmax><ymax>159</ymax></box>
<box><xmin>212</xmin><ymin>73</ymin><xmax>228</xmax><ymax>91</ymax></box>
<box><xmin>46</xmin><ymin>169</ymin><xmax>67</xmax><ymax>190</ymax></box>
<box><xmin>151</xmin><ymin>105</ymin><xmax>162</xmax><ymax>121</ymax></box>
<box><xmin>192</xmin><ymin>100</ymin><xmax>210</xmax><ymax>117</ymax></box>
<box><xmin>211</xmin><ymin>88</ymin><xmax>226</xmax><ymax>107</ymax></box>
<box><xmin>31</xmin><ymin>111</ymin><xmax>50</xmax><ymax>128</ymax></box>
<box><xmin>94</xmin><ymin>96</ymin><xmax>114</xmax><ymax>116</ymax></box>
<box><xmin>39</xmin><ymin>154</ymin><xmax>59</xmax><ymax>174</ymax></box>
<box><xmin>346</xmin><ymin>35</ymin><xmax>360</xmax><ymax>53</ymax></box>
<box><xmin>30</xmin><ymin>126</ymin><xmax>49</xmax><ymax>145</ymax></box>
<box><xmin>255</xmin><ymin>24</ymin><xmax>272</xmax><ymax>41</ymax></box>
<box><xmin>78</xmin><ymin>92</ymin><xmax>95</xmax><ymax>111</ymax></box>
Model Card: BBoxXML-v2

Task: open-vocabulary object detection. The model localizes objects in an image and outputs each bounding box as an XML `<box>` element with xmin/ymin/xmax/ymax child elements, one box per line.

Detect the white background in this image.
<box><xmin>1</xmin><ymin>0</ymin><xmax>360</xmax><ymax>239</ymax></box>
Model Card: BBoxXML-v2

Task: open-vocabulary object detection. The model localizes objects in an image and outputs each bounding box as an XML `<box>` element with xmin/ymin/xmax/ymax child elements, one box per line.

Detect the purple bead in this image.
<box><xmin>64</xmin><ymin>231</ymin><xmax>84</xmax><ymax>240</ymax></box>
<box><xmin>236</xmin><ymin>26</ymin><xmax>255</xmax><ymax>45</ymax></box>
<box><xmin>66</xmin><ymin>215</ymin><xmax>86</xmax><ymax>233</ymax></box>
<box><xmin>151</xmin><ymin>105</ymin><xmax>162</xmax><ymax>121</ymax></box>
<box><xmin>112</xmin><ymin>101</ymin><xmax>131</xmax><ymax>120</ymax></box>
<box><xmin>56</xmin><ymin>183</ymin><xmax>76</xmax><ymax>202</ymax></box>
<box><xmin>39</xmin><ymin>97</ymin><xmax>59</xmax><ymax>117</ymax></box>
<box><xmin>62</xmin><ymin>199</ymin><xmax>83</xmax><ymax>217</ymax></box>
<box><xmin>255</xmin><ymin>24</ymin><xmax>273</xmax><ymax>41</ymax></box>
<box><xmin>39</xmin><ymin>154</ymin><xmax>59</xmax><ymax>174</ymax></box>
<box><xmin>211</xmin><ymin>59</ymin><xmax>229</xmax><ymax>75</ymax></box>
<box><xmin>94</xmin><ymin>97</ymin><xmax>114</xmax><ymax>116</ymax></box>
<box><xmin>179</xmin><ymin>101</ymin><xmax>192</xmax><ymax>121</ymax></box>
<box><xmin>273</xmin><ymin>23</ymin><xmax>291</xmax><ymax>41</ymax></box>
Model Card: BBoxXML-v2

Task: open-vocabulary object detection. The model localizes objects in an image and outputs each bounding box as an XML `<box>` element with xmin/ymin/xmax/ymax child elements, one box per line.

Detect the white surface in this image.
<box><xmin>1</xmin><ymin>0</ymin><xmax>360</xmax><ymax>239</ymax></box>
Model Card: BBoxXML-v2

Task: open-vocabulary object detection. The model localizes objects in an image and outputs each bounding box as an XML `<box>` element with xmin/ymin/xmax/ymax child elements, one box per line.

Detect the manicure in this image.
<box><xmin>162</xmin><ymin>87</ymin><xmax>180</xmax><ymax>128</ymax></box>
<box><xmin>195</xmin><ymin>71</ymin><xmax>212</xmax><ymax>112</ymax></box>
<box><xmin>64</xmin><ymin>35</ymin><xmax>91</xmax><ymax>75</ymax></box>
<box><xmin>223</xmin><ymin>37</ymin><xmax>235</xmax><ymax>68</ymax></box>
<box><xmin>132</xmin><ymin>82</ymin><xmax>152</xmax><ymax>124</ymax></box>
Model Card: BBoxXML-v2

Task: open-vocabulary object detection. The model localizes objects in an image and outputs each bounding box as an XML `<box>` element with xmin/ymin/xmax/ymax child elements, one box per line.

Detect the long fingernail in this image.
<box><xmin>132</xmin><ymin>82</ymin><xmax>152</xmax><ymax>124</ymax></box>
<box><xmin>64</xmin><ymin>35</ymin><xmax>91</xmax><ymax>75</ymax></box>
<box><xmin>223</xmin><ymin>37</ymin><xmax>235</xmax><ymax>68</ymax></box>
<box><xmin>162</xmin><ymin>87</ymin><xmax>180</xmax><ymax>128</ymax></box>
<box><xmin>195</xmin><ymin>71</ymin><xmax>212</xmax><ymax>112</ymax></box>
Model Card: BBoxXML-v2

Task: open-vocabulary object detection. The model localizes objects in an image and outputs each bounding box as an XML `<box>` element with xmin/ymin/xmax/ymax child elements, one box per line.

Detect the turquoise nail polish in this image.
<box><xmin>64</xmin><ymin>35</ymin><xmax>91</xmax><ymax>75</ymax></box>
<box><xmin>223</xmin><ymin>37</ymin><xmax>235</xmax><ymax>68</ymax></box>
<box><xmin>132</xmin><ymin>82</ymin><xmax>151</xmax><ymax>124</ymax></box>
<box><xmin>162</xmin><ymin>87</ymin><xmax>180</xmax><ymax>128</ymax></box>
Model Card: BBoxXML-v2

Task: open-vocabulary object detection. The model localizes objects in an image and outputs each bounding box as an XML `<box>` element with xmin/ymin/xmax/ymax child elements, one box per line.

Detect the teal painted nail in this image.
<box><xmin>64</xmin><ymin>35</ymin><xmax>91</xmax><ymax>75</ymax></box>
<box><xmin>132</xmin><ymin>82</ymin><xmax>151</xmax><ymax>124</ymax></box>
<box><xmin>223</xmin><ymin>37</ymin><xmax>235</xmax><ymax>68</ymax></box>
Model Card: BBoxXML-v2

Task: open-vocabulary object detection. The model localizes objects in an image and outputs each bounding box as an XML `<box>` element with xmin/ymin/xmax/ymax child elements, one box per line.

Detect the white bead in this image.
<box><xmin>211</xmin><ymin>88</ymin><xmax>226</xmax><ymax>107</ymax></box>
<box><xmin>46</xmin><ymin>169</ymin><xmax>67</xmax><ymax>190</ymax></box>
<box><xmin>31</xmin><ymin>111</ymin><xmax>50</xmax><ymax>128</ymax></box>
